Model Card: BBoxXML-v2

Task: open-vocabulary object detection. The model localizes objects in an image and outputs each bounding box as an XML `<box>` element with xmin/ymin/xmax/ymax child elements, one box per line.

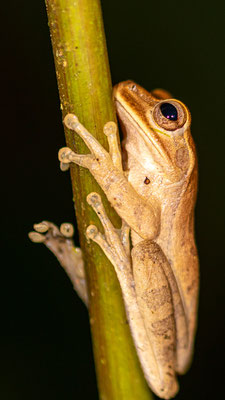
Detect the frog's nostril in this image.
<box><xmin>160</xmin><ymin>103</ymin><xmax>178</xmax><ymax>121</ymax></box>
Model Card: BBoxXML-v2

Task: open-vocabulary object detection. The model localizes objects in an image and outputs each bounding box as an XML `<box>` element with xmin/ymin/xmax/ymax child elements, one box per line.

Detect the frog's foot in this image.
<box><xmin>28</xmin><ymin>221</ymin><xmax>88</xmax><ymax>306</ymax></box>
<box><xmin>85</xmin><ymin>192</ymin><xmax>131</xmax><ymax>275</ymax></box>
<box><xmin>59</xmin><ymin>114</ymin><xmax>159</xmax><ymax>241</ymax></box>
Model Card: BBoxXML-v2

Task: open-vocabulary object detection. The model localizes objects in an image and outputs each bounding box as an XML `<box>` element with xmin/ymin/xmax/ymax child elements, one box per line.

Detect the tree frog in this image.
<box><xmin>29</xmin><ymin>81</ymin><xmax>199</xmax><ymax>399</ymax></box>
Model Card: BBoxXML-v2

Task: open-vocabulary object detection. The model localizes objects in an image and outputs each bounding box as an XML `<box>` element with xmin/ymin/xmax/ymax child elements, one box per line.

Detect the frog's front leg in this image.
<box><xmin>29</xmin><ymin>221</ymin><xmax>88</xmax><ymax>306</ymax></box>
<box><xmin>59</xmin><ymin>114</ymin><xmax>160</xmax><ymax>240</ymax></box>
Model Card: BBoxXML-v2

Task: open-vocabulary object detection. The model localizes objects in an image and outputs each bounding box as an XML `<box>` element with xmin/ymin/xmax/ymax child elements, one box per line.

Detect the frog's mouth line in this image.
<box><xmin>114</xmin><ymin>99</ymin><xmax>173</xmax><ymax>166</ymax></box>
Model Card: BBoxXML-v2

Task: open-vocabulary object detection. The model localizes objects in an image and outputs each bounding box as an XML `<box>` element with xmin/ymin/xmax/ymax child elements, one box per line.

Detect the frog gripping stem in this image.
<box><xmin>28</xmin><ymin>221</ymin><xmax>88</xmax><ymax>305</ymax></box>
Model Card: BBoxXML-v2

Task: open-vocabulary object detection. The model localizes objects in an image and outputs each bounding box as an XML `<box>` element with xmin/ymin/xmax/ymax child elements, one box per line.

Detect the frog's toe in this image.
<box><xmin>58</xmin><ymin>147</ymin><xmax>74</xmax><ymax>163</ymax></box>
<box><xmin>86</xmin><ymin>224</ymin><xmax>99</xmax><ymax>240</ymax></box>
<box><xmin>60</xmin><ymin>223</ymin><xmax>74</xmax><ymax>238</ymax></box>
<box><xmin>60</xmin><ymin>161</ymin><xmax>70</xmax><ymax>171</ymax></box>
<box><xmin>103</xmin><ymin>121</ymin><xmax>117</xmax><ymax>137</ymax></box>
<box><xmin>28</xmin><ymin>220</ymin><xmax>74</xmax><ymax>244</ymax></box>
<box><xmin>58</xmin><ymin>146</ymin><xmax>94</xmax><ymax>169</ymax></box>
<box><xmin>63</xmin><ymin>113</ymin><xmax>79</xmax><ymax>130</ymax></box>
<box><xmin>28</xmin><ymin>231</ymin><xmax>46</xmax><ymax>243</ymax></box>
<box><xmin>33</xmin><ymin>221</ymin><xmax>50</xmax><ymax>233</ymax></box>
<box><xmin>86</xmin><ymin>192</ymin><xmax>101</xmax><ymax>207</ymax></box>
<box><xmin>28</xmin><ymin>221</ymin><xmax>52</xmax><ymax>243</ymax></box>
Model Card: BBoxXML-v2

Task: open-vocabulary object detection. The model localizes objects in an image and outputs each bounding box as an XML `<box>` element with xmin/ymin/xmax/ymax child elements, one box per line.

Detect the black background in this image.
<box><xmin>1</xmin><ymin>1</ymin><xmax>225</xmax><ymax>399</ymax></box>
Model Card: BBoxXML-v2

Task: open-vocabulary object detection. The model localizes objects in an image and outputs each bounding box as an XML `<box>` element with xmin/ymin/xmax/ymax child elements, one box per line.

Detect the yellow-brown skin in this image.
<box><xmin>114</xmin><ymin>81</ymin><xmax>199</xmax><ymax>386</ymax></box>
<box><xmin>48</xmin><ymin>81</ymin><xmax>199</xmax><ymax>398</ymax></box>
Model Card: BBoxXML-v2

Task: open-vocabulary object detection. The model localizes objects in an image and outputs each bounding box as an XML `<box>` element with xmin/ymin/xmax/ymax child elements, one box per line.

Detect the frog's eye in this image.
<box><xmin>153</xmin><ymin>100</ymin><xmax>187</xmax><ymax>131</ymax></box>
<box><xmin>160</xmin><ymin>103</ymin><xmax>177</xmax><ymax>121</ymax></box>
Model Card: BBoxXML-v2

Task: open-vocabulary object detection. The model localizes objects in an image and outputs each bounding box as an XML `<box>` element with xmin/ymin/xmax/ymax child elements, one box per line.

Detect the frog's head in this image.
<box><xmin>113</xmin><ymin>81</ymin><xmax>196</xmax><ymax>183</ymax></box>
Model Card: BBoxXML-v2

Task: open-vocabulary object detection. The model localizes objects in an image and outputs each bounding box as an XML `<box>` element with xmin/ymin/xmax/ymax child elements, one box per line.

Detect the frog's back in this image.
<box><xmin>157</xmin><ymin>161</ymin><xmax>199</xmax><ymax>373</ymax></box>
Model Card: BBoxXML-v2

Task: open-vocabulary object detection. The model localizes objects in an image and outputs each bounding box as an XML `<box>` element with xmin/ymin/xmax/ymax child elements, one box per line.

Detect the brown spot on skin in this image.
<box><xmin>57</xmin><ymin>247</ymin><xmax>63</xmax><ymax>254</ymax></box>
<box><xmin>143</xmin><ymin>285</ymin><xmax>171</xmax><ymax>312</ymax></box>
<box><xmin>144</xmin><ymin>177</ymin><xmax>150</xmax><ymax>185</ymax></box>
<box><xmin>164</xmin><ymin>334</ymin><xmax>171</xmax><ymax>340</ymax></box>
<box><xmin>151</xmin><ymin>314</ymin><xmax>174</xmax><ymax>336</ymax></box>
<box><xmin>190</xmin><ymin>245</ymin><xmax>197</xmax><ymax>256</ymax></box>
<box><xmin>165</xmin><ymin>343</ymin><xmax>176</xmax><ymax>353</ymax></box>
<box><xmin>187</xmin><ymin>279</ymin><xmax>197</xmax><ymax>293</ymax></box>
<box><xmin>175</xmin><ymin>147</ymin><xmax>189</xmax><ymax>170</ymax></box>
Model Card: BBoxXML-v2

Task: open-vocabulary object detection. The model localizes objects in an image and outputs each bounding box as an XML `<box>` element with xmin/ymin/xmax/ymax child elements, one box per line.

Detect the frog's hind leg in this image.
<box><xmin>132</xmin><ymin>240</ymin><xmax>179</xmax><ymax>398</ymax></box>
<box><xmin>28</xmin><ymin>221</ymin><xmax>88</xmax><ymax>306</ymax></box>
<box><xmin>85</xmin><ymin>192</ymin><xmax>178</xmax><ymax>399</ymax></box>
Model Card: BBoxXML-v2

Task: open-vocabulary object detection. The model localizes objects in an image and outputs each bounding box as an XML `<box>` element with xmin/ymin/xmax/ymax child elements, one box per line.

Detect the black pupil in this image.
<box><xmin>160</xmin><ymin>103</ymin><xmax>178</xmax><ymax>121</ymax></box>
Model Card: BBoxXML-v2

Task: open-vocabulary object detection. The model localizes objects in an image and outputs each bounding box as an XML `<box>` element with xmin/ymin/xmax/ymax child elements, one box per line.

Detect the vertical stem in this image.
<box><xmin>45</xmin><ymin>0</ymin><xmax>152</xmax><ymax>398</ymax></box>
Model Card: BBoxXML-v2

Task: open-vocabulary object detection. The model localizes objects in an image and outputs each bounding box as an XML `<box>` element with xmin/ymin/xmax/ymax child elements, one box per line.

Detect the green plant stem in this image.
<box><xmin>45</xmin><ymin>0</ymin><xmax>153</xmax><ymax>398</ymax></box>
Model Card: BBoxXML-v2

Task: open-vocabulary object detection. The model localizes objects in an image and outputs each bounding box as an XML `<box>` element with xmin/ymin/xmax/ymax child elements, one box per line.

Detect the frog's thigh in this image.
<box><xmin>132</xmin><ymin>240</ymin><xmax>178</xmax><ymax>397</ymax></box>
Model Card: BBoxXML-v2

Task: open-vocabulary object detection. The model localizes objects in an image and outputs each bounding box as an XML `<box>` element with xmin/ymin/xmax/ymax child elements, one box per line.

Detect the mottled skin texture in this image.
<box><xmin>114</xmin><ymin>81</ymin><xmax>199</xmax><ymax>376</ymax></box>
<box><xmin>29</xmin><ymin>81</ymin><xmax>199</xmax><ymax>399</ymax></box>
